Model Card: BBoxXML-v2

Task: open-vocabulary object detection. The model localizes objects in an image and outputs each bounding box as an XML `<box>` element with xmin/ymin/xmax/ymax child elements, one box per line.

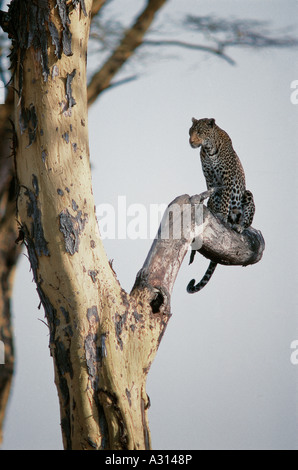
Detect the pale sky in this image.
<box><xmin>2</xmin><ymin>0</ymin><xmax>298</xmax><ymax>450</ymax></box>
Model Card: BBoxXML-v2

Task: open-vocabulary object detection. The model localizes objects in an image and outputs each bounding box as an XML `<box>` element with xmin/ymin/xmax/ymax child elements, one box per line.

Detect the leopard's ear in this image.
<box><xmin>208</xmin><ymin>118</ymin><xmax>216</xmax><ymax>127</ymax></box>
<box><xmin>192</xmin><ymin>117</ymin><xmax>197</xmax><ymax>123</ymax></box>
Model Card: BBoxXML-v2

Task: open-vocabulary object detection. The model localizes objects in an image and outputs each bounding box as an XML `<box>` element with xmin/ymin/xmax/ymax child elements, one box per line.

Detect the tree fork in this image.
<box><xmin>10</xmin><ymin>0</ymin><xmax>172</xmax><ymax>450</ymax></box>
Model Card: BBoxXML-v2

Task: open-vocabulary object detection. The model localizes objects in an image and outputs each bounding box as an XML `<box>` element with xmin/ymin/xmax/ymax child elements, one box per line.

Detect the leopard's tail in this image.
<box><xmin>187</xmin><ymin>261</ymin><xmax>217</xmax><ymax>294</ymax></box>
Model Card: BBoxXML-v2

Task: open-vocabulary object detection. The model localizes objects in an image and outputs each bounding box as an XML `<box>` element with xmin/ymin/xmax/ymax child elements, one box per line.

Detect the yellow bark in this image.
<box><xmin>14</xmin><ymin>0</ymin><xmax>169</xmax><ymax>450</ymax></box>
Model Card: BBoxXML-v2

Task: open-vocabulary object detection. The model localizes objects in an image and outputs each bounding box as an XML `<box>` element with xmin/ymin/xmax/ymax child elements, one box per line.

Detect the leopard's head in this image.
<box><xmin>189</xmin><ymin>118</ymin><xmax>216</xmax><ymax>149</ymax></box>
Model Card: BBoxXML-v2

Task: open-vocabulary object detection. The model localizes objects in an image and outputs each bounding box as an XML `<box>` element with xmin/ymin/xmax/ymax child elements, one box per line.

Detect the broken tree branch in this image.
<box><xmin>132</xmin><ymin>193</ymin><xmax>265</xmax><ymax>308</ymax></box>
<box><xmin>197</xmin><ymin>208</ymin><xmax>265</xmax><ymax>267</ymax></box>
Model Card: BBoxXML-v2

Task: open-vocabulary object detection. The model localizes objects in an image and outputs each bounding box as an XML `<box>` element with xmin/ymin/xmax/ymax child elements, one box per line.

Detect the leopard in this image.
<box><xmin>187</xmin><ymin>117</ymin><xmax>255</xmax><ymax>294</ymax></box>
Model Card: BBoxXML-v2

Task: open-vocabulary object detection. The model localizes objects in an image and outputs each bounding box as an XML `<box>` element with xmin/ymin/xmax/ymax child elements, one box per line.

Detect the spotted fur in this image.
<box><xmin>187</xmin><ymin>117</ymin><xmax>255</xmax><ymax>294</ymax></box>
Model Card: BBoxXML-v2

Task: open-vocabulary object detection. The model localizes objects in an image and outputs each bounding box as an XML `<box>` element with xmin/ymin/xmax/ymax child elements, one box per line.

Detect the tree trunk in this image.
<box><xmin>0</xmin><ymin>0</ymin><xmax>171</xmax><ymax>446</ymax></box>
<box><xmin>11</xmin><ymin>0</ymin><xmax>170</xmax><ymax>450</ymax></box>
<box><xmin>7</xmin><ymin>0</ymin><xmax>265</xmax><ymax>450</ymax></box>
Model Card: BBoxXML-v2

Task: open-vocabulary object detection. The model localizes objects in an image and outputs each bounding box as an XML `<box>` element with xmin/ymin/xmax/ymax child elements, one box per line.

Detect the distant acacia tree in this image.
<box><xmin>1</xmin><ymin>0</ymin><xmax>295</xmax><ymax>449</ymax></box>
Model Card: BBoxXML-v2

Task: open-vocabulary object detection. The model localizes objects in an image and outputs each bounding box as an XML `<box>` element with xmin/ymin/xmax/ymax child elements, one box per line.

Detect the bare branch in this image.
<box><xmin>100</xmin><ymin>74</ymin><xmax>138</xmax><ymax>94</ymax></box>
<box><xmin>185</xmin><ymin>15</ymin><xmax>298</xmax><ymax>52</ymax></box>
<box><xmin>91</xmin><ymin>0</ymin><xmax>108</xmax><ymax>18</ymax></box>
<box><xmin>87</xmin><ymin>0</ymin><xmax>168</xmax><ymax>106</ymax></box>
<box><xmin>132</xmin><ymin>194</ymin><xmax>265</xmax><ymax>311</ymax></box>
<box><xmin>87</xmin><ymin>10</ymin><xmax>298</xmax><ymax>105</ymax></box>
<box><xmin>142</xmin><ymin>39</ymin><xmax>236</xmax><ymax>65</ymax></box>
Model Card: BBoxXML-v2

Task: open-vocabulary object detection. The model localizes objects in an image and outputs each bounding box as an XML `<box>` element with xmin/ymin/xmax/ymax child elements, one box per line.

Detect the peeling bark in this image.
<box><xmin>59</xmin><ymin>207</ymin><xmax>88</xmax><ymax>255</ymax></box>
